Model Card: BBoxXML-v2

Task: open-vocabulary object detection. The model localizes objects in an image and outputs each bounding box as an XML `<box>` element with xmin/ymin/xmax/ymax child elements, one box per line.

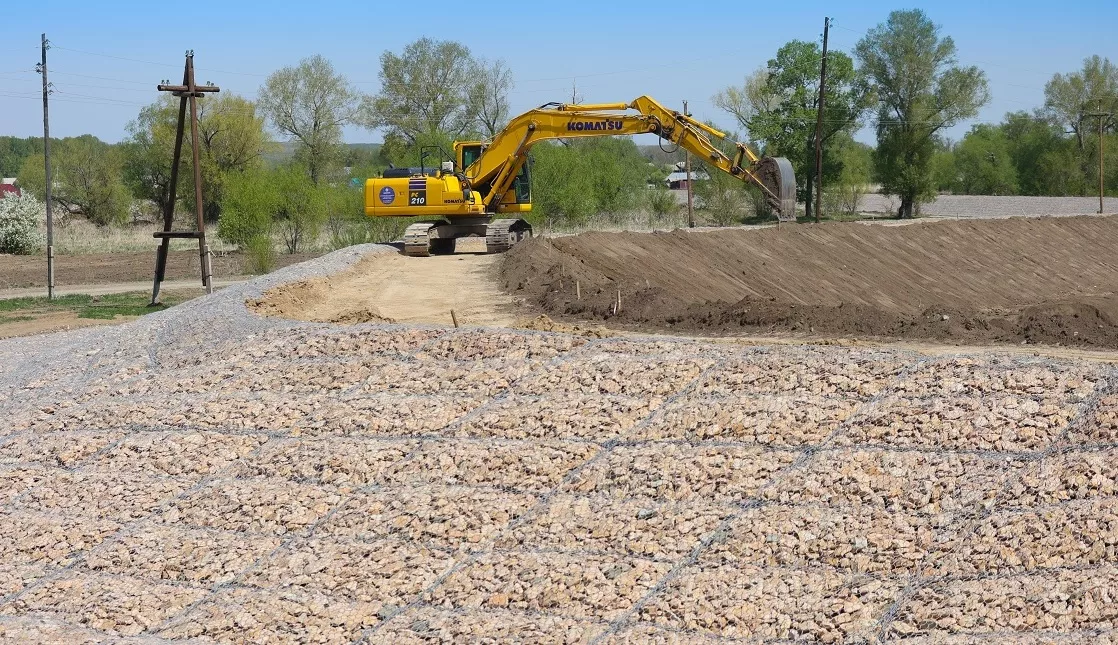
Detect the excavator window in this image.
<box><xmin>461</xmin><ymin>145</ymin><xmax>482</xmax><ymax>170</ymax></box>
<box><xmin>511</xmin><ymin>162</ymin><xmax>530</xmax><ymax>203</ymax></box>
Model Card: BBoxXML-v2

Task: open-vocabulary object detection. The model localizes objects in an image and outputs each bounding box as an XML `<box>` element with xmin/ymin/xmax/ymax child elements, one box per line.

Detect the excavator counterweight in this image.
<box><xmin>364</xmin><ymin>95</ymin><xmax>797</xmax><ymax>256</ymax></box>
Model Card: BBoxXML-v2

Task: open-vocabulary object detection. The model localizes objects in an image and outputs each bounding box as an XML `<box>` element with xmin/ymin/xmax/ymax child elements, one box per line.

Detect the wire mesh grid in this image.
<box><xmin>0</xmin><ymin>244</ymin><xmax>1116</xmax><ymax>643</ymax></box>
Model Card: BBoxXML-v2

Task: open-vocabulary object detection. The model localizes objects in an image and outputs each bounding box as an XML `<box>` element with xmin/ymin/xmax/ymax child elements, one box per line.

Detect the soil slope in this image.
<box><xmin>501</xmin><ymin>216</ymin><xmax>1118</xmax><ymax>347</ymax></box>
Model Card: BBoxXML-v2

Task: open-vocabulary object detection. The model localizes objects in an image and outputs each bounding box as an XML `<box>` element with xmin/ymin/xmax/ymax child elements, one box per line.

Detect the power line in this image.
<box><xmin>48</xmin><ymin>70</ymin><xmax>155</xmax><ymax>86</ymax></box>
<box><xmin>51</xmin><ymin>45</ymin><xmax>269</xmax><ymax>78</ymax></box>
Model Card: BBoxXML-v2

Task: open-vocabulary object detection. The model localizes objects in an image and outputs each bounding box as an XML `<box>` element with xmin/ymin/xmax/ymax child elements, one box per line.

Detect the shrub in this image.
<box><xmin>244</xmin><ymin>234</ymin><xmax>275</xmax><ymax>274</ymax></box>
<box><xmin>0</xmin><ymin>193</ymin><xmax>44</xmax><ymax>254</ymax></box>
<box><xmin>646</xmin><ymin>186</ymin><xmax>681</xmax><ymax>219</ymax></box>
<box><xmin>219</xmin><ymin>167</ymin><xmax>278</xmax><ymax>247</ymax></box>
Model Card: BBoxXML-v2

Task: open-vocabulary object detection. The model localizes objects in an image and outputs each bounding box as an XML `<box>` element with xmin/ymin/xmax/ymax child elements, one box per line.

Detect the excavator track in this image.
<box><xmin>485</xmin><ymin>219</ymin><xmax>533</xmax><ymax>254</ymax></box>
<box><xmin>402</xmin><ymin>218</ymin><xmax>532</xmax><ymax>256</ymax></box>
<box><xmin>403</xmin><ymin>222</ymin><xmax>437</xmax><ymax>257</ymax></box>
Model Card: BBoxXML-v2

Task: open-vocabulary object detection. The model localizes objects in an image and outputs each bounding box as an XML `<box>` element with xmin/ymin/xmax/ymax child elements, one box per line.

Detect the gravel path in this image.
<box><xmin>860</xmin><ymin>194</ymin><xmax>1118</xmax><ymax>218</ymax></box>
<box><xmin>1</xmin><ymin>244</ymin><xmax>1116</xmax><ymax>643</ymax></box>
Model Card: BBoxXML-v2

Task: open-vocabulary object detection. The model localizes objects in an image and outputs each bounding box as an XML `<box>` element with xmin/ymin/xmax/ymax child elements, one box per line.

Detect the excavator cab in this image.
<box><xmin>458</xmin><ymin>142</ymin><xmax>531</xmax><ymax>213</ymax></box>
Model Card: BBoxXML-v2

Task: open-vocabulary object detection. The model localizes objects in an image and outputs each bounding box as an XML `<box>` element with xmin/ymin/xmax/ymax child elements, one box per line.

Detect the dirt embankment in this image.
<box><xmin>0</xmin><ymin>250</ymin><xmax>318</xmax><ymax>289</ymax></box>
<box><xmin>500</xmin><ymin>216</ymin><xmax>1118</xmax><ymax>348</ymax></box>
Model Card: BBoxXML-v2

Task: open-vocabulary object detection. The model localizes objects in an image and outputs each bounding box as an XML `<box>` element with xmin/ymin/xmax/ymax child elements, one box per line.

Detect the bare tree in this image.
<box><xmin>258</xmin><ymin>55</ymin><xmax>361</xmax><ymax>184</ymax></box>
<box><xmin>711</xmin><ymin>68</ymin><xmax>777</xmax><ymax>140</ymax></box>
<box><xmin>473</xmin><ymin>58</ymin><xmax>514</xmax><ymax>138</ymax></box>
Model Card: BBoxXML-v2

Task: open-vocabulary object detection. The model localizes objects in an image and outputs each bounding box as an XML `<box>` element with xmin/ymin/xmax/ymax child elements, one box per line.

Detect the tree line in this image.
<box><xmin>3</xmin><ymin>9</ymin><xmax>1115</xmax><ymax>252</ymax></box>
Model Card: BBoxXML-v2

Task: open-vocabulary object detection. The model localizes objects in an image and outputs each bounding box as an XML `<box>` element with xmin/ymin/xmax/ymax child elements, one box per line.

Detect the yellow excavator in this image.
<box><xmin>364</xmin><ymin>95</ymin><xmax>796</xmax><ymax>256</ymax></box>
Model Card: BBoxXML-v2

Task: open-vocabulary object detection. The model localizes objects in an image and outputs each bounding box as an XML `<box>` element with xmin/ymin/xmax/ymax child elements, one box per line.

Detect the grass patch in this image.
<box><xmin>0</xmin><ymin>291</ymin><xmax>187</xmax><ymax>323</ymax></box>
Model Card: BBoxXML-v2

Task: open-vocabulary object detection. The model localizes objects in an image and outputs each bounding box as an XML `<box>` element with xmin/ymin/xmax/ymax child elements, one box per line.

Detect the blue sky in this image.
<box><xmin>1</xmin><ymin>0</ymin><xmax>1114</xmax><ymax>147</ymax></box>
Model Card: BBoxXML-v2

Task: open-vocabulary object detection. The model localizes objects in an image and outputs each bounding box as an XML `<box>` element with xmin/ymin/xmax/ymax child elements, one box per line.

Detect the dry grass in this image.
<box><xmin>42</xmin><ymin>220</ymin><xmax>237</xmax><ymax>256</ymax></box>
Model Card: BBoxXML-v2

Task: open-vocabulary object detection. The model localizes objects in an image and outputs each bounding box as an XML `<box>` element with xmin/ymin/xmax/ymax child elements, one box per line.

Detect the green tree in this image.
<box><xmin>258</xmin><ymin>55</ymin><xmax>362</xmax><ymax>185</ymax></box>
<box><xmin>197</xmin><ymin>94</ymin><xmax>271</xmax><ymax>220</ymax></box>
<box><xmin>368</xmin><ymin>38</ymin><xmax>487</xmax><ymax>145</ymax></box>
<box><xmin>123</xmin><ymin>94</ymin><xmax>271</xmax><ymax>222</ymax></box>
<box><xmin>121</xmin><ymin>96</ymin><xmax>179</xmax><ymax>218</ymax></box>
<box><xmin>19</xmin><ymin>136</ymin><xmax>130</xmax><ymax>226</ymax></box>
<box><xmin>929</xmin><ymin>140</ymin><xmax>956</xmax><ymax>193</ymax></box>
<box><xmin>1044</xmin><ymin>56</ymin><xmax>1118</xmax><ymax>151</ymax></box>
<box><xmin>711</xmin><ymin>69</ymin><xmax>777</xmax><ymax>136</ymax></box>
<box><xmin>378</xmin><ymin>130</ymin><xmax>456</xmax><ymax>170</ymax></box>
<box><xmin>718</xmin><ymin>40</ymin><xmax>872</xmax><ymax>217</ymax></box>
<box><xmin>953</xmin><ymin>124</ymin><xmax>1017</xmax><ymax>195</ymax></box>
<box><xmin>1000</xmin><ymin>112</ymin><xmax>1065</xmax><ymax>195</ymax></box>
<box><xmin>0</xmin><ymin>137</ymin><xmax>42</xmax><ymax>179</ymax></box>
<box><xmin>855</xmin><ymin>9</ymin><xmax>989</xmax><ymax>218</ymax></box>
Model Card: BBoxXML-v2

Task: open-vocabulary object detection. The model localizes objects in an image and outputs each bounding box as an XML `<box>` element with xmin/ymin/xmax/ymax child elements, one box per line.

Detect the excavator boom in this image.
<box><xmin>364</xmin><ymin>94</ymin><xmax>797</xmax><ymax>256</ymax></box>
<box><xmin>464</xmin><ymin>96</ymin><xmax>796</xmax><ymax>217</ymax></box>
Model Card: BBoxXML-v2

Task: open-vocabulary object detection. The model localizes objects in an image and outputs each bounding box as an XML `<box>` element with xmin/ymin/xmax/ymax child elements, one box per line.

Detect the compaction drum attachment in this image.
<box><xmin>754</xmin><ymin>157</ymin><xmax>799</xmax><ymax>222</ymax></box>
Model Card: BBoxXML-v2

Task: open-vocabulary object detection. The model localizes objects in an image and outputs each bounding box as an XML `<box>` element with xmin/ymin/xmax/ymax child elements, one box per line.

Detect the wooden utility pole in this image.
<box><xmin>813</xmin><ymin>17</ymin><xmax>831</xmax><ymax>224</ymax></box>
<box><xmin>684</xmin><ymin>99</ymin><xmax>694</xmax><ymax>228</ymax></box>
<box><xmin>150</xmin><ymin>51</ymin><xmax>220</xmax><ymax>305</ymax></box>
<box><xmin>1087</xmin><ymin>100</ymin><xmax>1112</xmax><ymax>214</ymax></box>
<box><xmin>37</xmin><ymin>33</ymin><xmax>54</xmax><ymax>299</ymax></box>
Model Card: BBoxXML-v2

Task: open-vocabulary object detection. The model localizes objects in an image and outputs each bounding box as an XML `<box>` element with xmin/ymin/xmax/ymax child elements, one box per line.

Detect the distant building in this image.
<box><xmin>665</xmin><ymin>164</ymin><xmax>710</xmax><ymax>190</ymax></box>
<box><xmin>663</xmin><ymin>162</ymin><xmax>709</xmax><ymax>190</ymax></box>
<box><xmin>0</xmin><ymin>178</ymin><xmax>19</xmax><ymax>198</ymax></box>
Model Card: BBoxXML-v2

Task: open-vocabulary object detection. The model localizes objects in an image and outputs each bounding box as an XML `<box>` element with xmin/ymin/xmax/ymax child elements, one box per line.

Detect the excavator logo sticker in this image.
<box><xmin>567</xmin><ymin>120</ymin><xmax>623</xmax><ymax>132</ymax></box>
<box><xmin>379</xmin><ymin>187</ymin><xmax>395</xmax><ymax>205</ymax></box>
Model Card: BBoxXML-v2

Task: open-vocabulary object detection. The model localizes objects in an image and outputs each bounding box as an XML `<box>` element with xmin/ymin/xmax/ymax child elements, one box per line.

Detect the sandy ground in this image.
<box><xmin>249</xmin><ymin>238</ymin><xmax>523</xmax><ymax>327</ymax></box>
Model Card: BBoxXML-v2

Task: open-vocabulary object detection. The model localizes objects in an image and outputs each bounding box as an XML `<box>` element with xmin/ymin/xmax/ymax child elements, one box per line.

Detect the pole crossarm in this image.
<box><xmin>156</xmin><ymin>84</ymin><xmax>220</xmax><ymax>96</ymax></box>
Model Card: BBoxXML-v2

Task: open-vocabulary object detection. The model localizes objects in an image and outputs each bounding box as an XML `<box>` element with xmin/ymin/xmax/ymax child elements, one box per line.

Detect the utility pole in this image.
<box><xmin>684</xmin><ymin>99</ymin><xmax>694</xmax><ymax>228</ymax></box>
<box><xmin>1087</xmin><ymin>100</ymin><xmax>1112</xmax><ymax>214</ymax></box>
<box><xmin>150</xmin><ymin>52</ymin><xmax>220</xmax><ymax>305</ymax></box>
<box><xmin>37</xmin><ymin>33</ymin><xmax>54</xmax><ymax>300</ymax></box>
<box><xmin>813</xmin><ymin>17</ymin><xmax>831</xmax><ymax>224</ymax></box>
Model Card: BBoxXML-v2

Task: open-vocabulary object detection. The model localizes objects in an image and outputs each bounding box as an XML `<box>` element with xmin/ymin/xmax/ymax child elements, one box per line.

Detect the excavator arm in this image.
<box><xmin>465</xmin><ymin>95</ymin><xmax>796</xmax><ymax>219</ymax></box>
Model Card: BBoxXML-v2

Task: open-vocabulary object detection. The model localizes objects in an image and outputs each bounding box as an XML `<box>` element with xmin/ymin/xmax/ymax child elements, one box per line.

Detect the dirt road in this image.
<box><xmin>0</xmin><ymin>250</ymin><xmax>318</xmax><ymax>289</ymax></box>
<box><xmin>250</xmin><ymin>238</ymin><xmax>523</xmax><ymax>327</ymax></box>
<box><xmin>0</xmin><ymin>278</ymin><xmax>244</xmax><ymax>300</ymax></box>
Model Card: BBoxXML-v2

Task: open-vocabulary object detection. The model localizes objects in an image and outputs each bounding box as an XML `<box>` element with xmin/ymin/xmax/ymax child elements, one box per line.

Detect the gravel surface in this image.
<box><xmin>1</xmin><ymin>243</ymin><xmax>1117</xmax><ymax>643</ymax></box>
<box><xmin>859</xmin><ymin>194</ymin><xmax>1118</xmax><ymax>218</ymax></box>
